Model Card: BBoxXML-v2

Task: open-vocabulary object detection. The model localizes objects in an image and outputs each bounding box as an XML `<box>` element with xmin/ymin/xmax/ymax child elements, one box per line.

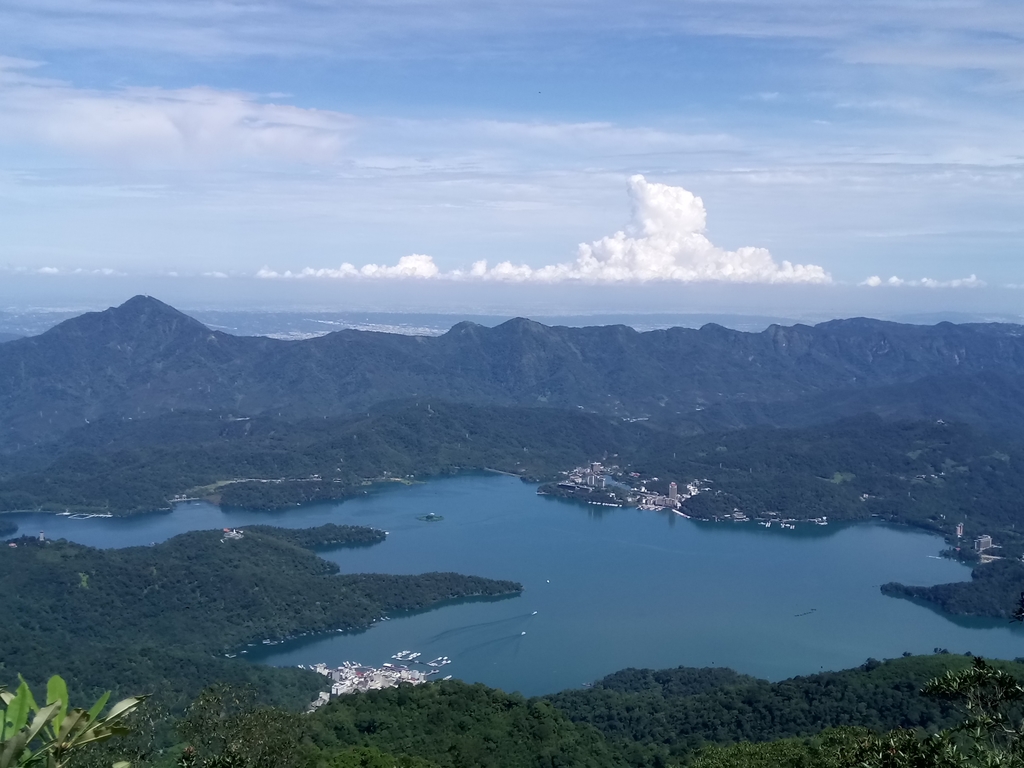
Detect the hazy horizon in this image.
<box><xmin>3</xmin><ymin>289</ymin><xmax>1024</xmax><ymax>341</ymax></box>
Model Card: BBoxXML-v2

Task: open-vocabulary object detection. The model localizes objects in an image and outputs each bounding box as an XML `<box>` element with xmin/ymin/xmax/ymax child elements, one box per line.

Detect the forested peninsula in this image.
<box><xmin>0</xmin><ymin>524</ymin><xmax>522</xmax><ymax>711</ymax></box>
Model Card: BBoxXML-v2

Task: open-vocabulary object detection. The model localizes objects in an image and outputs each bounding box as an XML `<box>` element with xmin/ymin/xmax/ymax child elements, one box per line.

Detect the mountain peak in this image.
<box><xmin>44</xmin><ymin>295</ymin><xmax>210</xmax><ymax>343</ymax></box>
<box><xmin>495</xmin><ymin>317</ymin><xmax>548</xmax><ymax>333</ymax></box>
<box><xmin>112</xmin><ymin>295</ymin><xmax>195</xmax><ymax>321</ymax></box>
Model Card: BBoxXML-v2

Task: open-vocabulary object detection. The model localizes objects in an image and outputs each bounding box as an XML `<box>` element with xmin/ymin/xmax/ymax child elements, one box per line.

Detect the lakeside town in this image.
<box><xmin>304</xmin><ymin>652</ymin><xmax>453</xmax><ymax>711</ymax></box>
<box><xmin>538</xmin><ymin>460</ymin><xmax>731</xmax><ymax>518</ymax></box>
<box><xmin>541</xmin><ymin>461</ymin><xmax>1002</xmax><ymax>559</ymax></box>
<box><xmin>542</xmin><ymin>461</ymin><xmax>827</xmax><ymax>529</ymax></box>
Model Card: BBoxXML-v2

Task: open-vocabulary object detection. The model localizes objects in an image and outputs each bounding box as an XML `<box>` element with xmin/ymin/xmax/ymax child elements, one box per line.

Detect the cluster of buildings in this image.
<box><xmin>555</xmin><ymin>461</ymin><xmax>707</xmax><ymax>515</ymax></box>
<box><xmin>954</xmin><ymin>522</ymin><xmax>998</xmax><ymax>556</ymax></box>
<box><xmin>636</xmin><ymin>480</ymin><xmax>704</xmax><ymax>512</ymax></box>
<box><xmin>567</xmin><ymin>462</ymin><xmax>609</xmax><ymax>489</ymax></box>
<box><xmin>304</xmin><ymin>661</ymin><xmax>431</xmax><ymax>710</ymax></box>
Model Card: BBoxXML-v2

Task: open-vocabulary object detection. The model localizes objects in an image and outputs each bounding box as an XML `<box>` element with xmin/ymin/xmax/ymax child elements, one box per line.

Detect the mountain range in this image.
<box><xmin>3</xmin><ymin>295</ymin><xmax>1024</xmax><ymax>447</ymax></box>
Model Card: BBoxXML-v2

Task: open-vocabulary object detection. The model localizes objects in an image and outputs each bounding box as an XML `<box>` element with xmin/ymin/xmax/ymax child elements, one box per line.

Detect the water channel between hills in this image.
<box><xmin>7</xmin><ymin>474</ymin><xmax>1024</xmax><ymax>696</ymax></box>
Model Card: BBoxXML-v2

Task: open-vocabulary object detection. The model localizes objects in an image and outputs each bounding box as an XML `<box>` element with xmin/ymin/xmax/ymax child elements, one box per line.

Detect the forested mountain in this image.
<box><xmin>4</xmin><ymin>295</ymin><xmax>1024</xmax><ymax>445</ymax></box>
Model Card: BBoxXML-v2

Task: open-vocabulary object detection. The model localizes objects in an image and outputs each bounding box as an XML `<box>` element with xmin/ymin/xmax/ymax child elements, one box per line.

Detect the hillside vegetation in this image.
<box><xmin>4</xmin><ymin>406</ymin><xmax>1022</xmax><ymax>552</ymax></box>
<box><xmin>0</xmin><ymin>524</ymin><xmax>521</xmax><ymax>711</ymax></box>
<box><xmin>0</xmin><ymin>402</ymin><xmax>643</xmax><ymax>513</ymax></box>
<box><xmin>548</xmin><ymin>655</ymin><xmax>1024</xmax><ymax>762</ymax></box>
<box><xmin>74</xmin><ymin>655</ymin><xmax>1024</xmax><ymax>768</ymax></box>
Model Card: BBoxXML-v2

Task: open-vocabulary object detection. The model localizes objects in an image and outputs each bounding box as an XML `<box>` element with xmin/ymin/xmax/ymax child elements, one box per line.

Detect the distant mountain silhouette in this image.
<box><xmin>2</xmin><ymin>295</ymin><xmax>1024</xmax><ymax>446</ymax></box>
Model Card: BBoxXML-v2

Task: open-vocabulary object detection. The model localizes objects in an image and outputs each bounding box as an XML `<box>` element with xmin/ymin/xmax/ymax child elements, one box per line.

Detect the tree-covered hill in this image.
<box><xmin>0</xmin><ymin>524</ymin><xmax>521</xmax><ymax>711</ymax></box>
<box><xmin>638</xmin><ymin>416</ymin><xmax>1024</xmax><ymax>548</ymax></box>
<box><xmin>547</xmin><ymin>655</ymin><xmax>1024</xmax><ymax>761</ymax></box>
<box><xmin>305</xmin><ymin>681</ymin><xmax>635</xmax><ymax>768</ymax></box>
<box><xmin>6</xmin><ymin>296</ymin><xmax>1024</xmax><ymax>445</ymax></box>
<box><xmin>84</xmin><ymin>655</ymin><xmax>1024</xmax><ymax>768</ymax></box>
<box><xmin>0</xmin><ymin>402</ymin><xmax>646</xmax><ymax>513</ymax></box>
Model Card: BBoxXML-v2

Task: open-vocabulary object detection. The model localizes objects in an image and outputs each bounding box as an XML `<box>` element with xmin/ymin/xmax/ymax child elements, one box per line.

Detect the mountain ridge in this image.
<box><xmin>3</xmin><ymin>295</ymin><xmax>1024</xmax><ymax>445</ymax></box>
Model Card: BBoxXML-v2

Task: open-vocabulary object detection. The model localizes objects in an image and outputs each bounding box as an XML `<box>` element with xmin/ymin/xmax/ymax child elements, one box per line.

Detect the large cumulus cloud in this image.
<box><xmin>260</xmin><ymin>175</ymin><xmax>831</xmax><ymax>284</ymax></box>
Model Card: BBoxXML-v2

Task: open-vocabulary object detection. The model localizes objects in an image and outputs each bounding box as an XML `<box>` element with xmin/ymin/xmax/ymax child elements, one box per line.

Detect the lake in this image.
<box><xmin>7</xmin><ymin>474</ymin><xmax>1024</xmax><ymax>696</ymax></box>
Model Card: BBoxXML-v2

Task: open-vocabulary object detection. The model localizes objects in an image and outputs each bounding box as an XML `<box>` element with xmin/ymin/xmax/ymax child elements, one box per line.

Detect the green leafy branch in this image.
<box><xmin>1</xmin><ymin>675</ymin><xmax>145</xmax><ymax>768</ymax></box>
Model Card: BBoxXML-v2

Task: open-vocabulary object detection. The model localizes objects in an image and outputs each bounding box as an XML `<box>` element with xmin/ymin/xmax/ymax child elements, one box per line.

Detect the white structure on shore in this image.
<box><xmin>305</xmin><ymin>661</ymin><xmax>430</xmax><ymax>711</ymax></box>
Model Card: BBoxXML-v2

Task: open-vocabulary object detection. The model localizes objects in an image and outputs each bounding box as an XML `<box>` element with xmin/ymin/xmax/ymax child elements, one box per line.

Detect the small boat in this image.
<box><xmin>521</xmin><ymin>631</ymin><xmax>527</xmax><ymax>636</ymax></box>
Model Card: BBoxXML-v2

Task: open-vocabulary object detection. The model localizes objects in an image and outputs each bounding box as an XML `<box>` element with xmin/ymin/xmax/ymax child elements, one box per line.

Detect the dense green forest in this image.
<box><xmin>305</xmin><ymin>681</ymin><xmax>634</xmax><ymax>768</ymax></box>
<box><xmin>0</xmin><ymin>402</ymin><xmax>643</xmax><ymax>514</ymax></box>
<box><xmin>547</xmin><ymin>655</ymin><xmax>1024</xmax><ymax>762</ymax></box>
<box><xmin>64</xmin><ymin>655</ymin><xmax>1024</xmax><ymax>768</ymax></box>
<box><xmin>0</xmin><ymin>524</ymin><xmax>521</xmax><ymax>712</ymax></box>
<box><xmin>634</xmin><ymin>417</ymin><xmax>1024</xmax><ymax>547</ymax></box>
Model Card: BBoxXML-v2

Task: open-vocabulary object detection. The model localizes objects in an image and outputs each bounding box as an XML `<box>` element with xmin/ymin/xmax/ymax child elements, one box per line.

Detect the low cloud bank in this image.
<box><xmin>256</xmin><ymin>254</ymin><xmax>439</xmax><ymax>280</ymax></box>
<box><xmin>862</xmin><ymin>274</ymin><xmax>984</xmax><ymax>288</ymax></box>
<box><xmin>259</xmin><ymin>175</ymin><xmax>831</xmax><ymax>284</ymax></box>
<box><xmin>2</xmin><ymin>265</ymin><xmax>126</xmax><ymax>276</ymax></box>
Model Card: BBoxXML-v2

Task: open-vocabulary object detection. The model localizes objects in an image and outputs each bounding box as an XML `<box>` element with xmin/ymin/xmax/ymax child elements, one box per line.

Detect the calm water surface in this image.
<box><xmin>7</xmin><ymin>475</ymin><xmax>1024</xmax><ymax>695</ymax></box>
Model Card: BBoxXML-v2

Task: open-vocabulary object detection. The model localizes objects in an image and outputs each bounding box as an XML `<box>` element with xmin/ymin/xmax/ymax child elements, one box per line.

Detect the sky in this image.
<box><xmin>0</xmin><ymin>0</ymin><xmax>1022</xmax><ymax>316</ymax></box>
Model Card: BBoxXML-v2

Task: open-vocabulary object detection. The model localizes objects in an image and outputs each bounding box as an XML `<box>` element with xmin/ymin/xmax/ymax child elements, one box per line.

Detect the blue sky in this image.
<box><xmin>0</xmin><ymin>0</ymin><xmax>1022</xmax><ymax>314</ymax></box>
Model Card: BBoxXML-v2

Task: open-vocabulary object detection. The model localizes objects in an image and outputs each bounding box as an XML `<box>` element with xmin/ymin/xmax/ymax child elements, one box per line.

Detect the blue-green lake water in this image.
<box><xmin>7</xmin><ymin>474</ymin><xmax>1024</xmax><ymax>695</ymax></box>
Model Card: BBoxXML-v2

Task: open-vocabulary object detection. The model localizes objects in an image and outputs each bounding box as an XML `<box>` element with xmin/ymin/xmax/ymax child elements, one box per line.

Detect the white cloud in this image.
<box><xmin>467</xmin><ymin>174</ymin><xmax>831</xmax><ymax>284</ymax></box>
<box><xmin>257</xmin><ymin>254</ymin><xmax>440</xmax><ymax>280</ymax></box>
<box><xmin>8</xmin><ymin>265</ymin><xmax>127</xmax><ymax>276</ymax></box>
<box><xmin>0</xmin><ymin>58</ymin><xmax>353</xmax><ymax>165</ymax></box>
<box><xmin>861</xmin><ymin>274</ymin><xmax>985</xmax><ymax>288</ymax></box>
<box><xmin>258</xmin><ymin>176</ymin><xmax>830</xmax><ymax>285</ymax></box>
